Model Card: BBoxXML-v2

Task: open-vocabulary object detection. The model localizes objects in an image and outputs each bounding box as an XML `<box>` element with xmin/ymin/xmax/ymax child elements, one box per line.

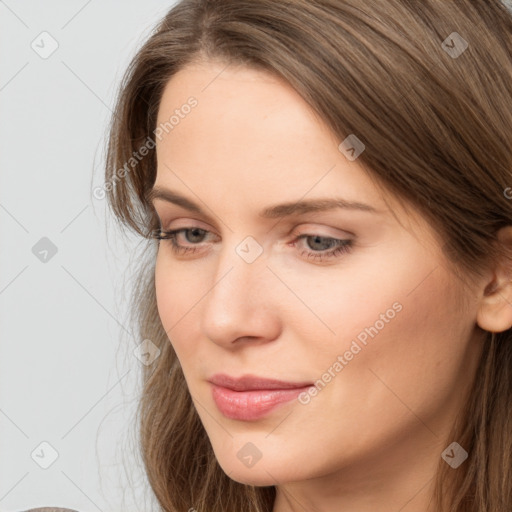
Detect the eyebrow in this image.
<box><xmin>145</xmin><ymin>186</ymin><xmax>382</xmax><ymax>219</ymax></box>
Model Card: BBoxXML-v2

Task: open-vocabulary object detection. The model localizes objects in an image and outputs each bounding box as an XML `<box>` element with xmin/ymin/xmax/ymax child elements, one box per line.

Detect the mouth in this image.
<box><xmin>208</xmin><ymin>373</ymin><xmax>314</xmax><ymax>421</ymax></box>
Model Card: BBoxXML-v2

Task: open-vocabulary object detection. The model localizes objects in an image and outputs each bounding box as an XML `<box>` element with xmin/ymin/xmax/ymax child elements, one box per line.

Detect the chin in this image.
<box><xmin>214</xmin><ymin>448</ymin><xmax>302</xmax><ymax>487</ymax></box>
<box><xmin>222</xmin><ymin>466</ymin><xmax>279</xmax><ymax>486</ymax></box>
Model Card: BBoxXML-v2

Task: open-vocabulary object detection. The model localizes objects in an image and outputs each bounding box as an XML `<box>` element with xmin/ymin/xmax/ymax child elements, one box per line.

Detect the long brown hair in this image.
<box><xmin>102</xmin><ymin>1</ymin><xmax>512</xmax><ymax>510</ymax></box>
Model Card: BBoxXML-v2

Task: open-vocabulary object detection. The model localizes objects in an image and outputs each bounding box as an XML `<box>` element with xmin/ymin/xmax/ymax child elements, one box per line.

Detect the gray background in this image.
<box><xmin>0</xmin><ymin>1</ymin><xmax>177</xmax><ymax>510</ymax></box>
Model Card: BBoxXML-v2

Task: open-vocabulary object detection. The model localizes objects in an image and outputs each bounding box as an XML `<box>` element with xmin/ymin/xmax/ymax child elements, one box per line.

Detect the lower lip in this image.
<box><xmin>210</xmin><ymin>383</ymin><xmax>312</xmax><ymax>421</ymax></box>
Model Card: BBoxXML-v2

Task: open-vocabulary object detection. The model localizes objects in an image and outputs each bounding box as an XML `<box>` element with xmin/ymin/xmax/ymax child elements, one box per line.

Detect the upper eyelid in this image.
<box><xmin>156</xmin><ymin>214</ymin><xmax>355</xmax><ymax>237</ymax></box>
<box><xmin>153</xmin><ymin>204</ymin><xmax>358</xmax><ymax>236</ymax></box>
<box><xmin>155</xmin><ymin>216</ymin><xmax>215</xmax><ymax>233</ymax></box>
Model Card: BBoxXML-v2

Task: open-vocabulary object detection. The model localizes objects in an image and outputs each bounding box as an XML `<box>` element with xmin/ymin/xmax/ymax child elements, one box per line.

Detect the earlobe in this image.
<box><xmin>477</xmin><ymin>295</ymin><xmax>512</xmax><ymax>333</ymax></box>
<box><xmin>476</xmin><ymin>226</ymin><xmax>512</xmax><ymax>333</ymax></box>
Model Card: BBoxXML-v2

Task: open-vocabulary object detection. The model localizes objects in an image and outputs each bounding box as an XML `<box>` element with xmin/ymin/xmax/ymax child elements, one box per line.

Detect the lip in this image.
<box><xmin>208</xmin><ymin>373</ymin><xmax>313</xmax><ymax>421</ymax></box>
<box><xmin>208</xmin><ymin>373</ymin><xmax>313</xmax><ymax>391</ymax></box>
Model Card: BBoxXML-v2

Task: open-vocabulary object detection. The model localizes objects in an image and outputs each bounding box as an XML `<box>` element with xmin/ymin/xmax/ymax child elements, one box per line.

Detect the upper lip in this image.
<box><xmin>208</xmin><ymin>373</ymin><xmax>313</xmax><ymax>391</ymax></box>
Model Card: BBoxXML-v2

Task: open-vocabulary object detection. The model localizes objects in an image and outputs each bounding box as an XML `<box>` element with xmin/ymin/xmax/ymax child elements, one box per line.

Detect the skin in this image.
<box><xmin>151</xmin><ymin>59</ymin><xmax>512</xmax><ymax>512</ymax></box>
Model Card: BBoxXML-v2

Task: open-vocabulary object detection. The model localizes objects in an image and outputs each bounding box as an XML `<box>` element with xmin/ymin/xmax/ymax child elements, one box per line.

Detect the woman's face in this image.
<box><xmin>151</xmin><ymin>60</ymin><xmax>486</xmax><ymax>503</ymax></box>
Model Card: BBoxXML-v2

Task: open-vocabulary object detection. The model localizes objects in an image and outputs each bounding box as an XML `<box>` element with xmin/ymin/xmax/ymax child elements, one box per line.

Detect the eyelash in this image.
<box><xmin>151</xmin><ymin>227</ymin><xmax>353</xmax><ymax>262</ymax></box>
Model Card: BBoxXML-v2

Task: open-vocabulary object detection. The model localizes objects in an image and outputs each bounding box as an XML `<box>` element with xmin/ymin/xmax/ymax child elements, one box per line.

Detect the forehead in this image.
<box><xmin>153</xmin><ymin>61</ymin><xmax>414</xmax><ymax>228</ymax></box>
<box><xmin>157</xmin><ymin>60</ymin><xmax>302</xmax><ymax>118</ymax></box>
<box><xmin>155</xmin><ymin>61</ymin><xmax>331</xmax><ymax>158</ymax></box>
<box><xmin>158</xmin><ymin>64</ymin><xmax>351</xmax><ymax>174</ymax></box>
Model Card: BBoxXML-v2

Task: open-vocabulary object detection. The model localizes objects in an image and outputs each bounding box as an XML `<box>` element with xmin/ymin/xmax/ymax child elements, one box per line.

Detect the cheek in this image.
<box><xmin>286</xmin><ymin>244</ymin><xmax>470</xmax><ymax>412</ymax></box>
<box><xmin>271</xmin><ymin>250</ymin><xmax>415</xmax><ymax>354</ymax></box>
<box><xmin>307</xmin><ymin>244</ymin><xmax>456</xmax><ymax>355</ymax></box>
<box><xmin>154</xmin><ymin>252</ymin><xmax>210</xmax><ymax>368</ymax></box>
<box><xmin>154</xmin><ymin>254</ymin><xmax>193</xmax><ymax>347</ymax></box>
<box><xmin>315</xmin><ymin>263</ymin><xmax>471</xmax><ymax>425</ymax></box>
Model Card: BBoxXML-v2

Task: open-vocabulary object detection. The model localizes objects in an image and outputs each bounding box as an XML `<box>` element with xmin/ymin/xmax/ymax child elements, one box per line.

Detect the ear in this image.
<box><xmin>476</xmin><ymin>225</ymin><xmax>512</xmax><ymax>333</ymax></box>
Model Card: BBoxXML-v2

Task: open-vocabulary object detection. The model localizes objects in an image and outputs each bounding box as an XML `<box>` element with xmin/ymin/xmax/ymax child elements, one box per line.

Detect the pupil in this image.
<box><xmin>187</xmin><ymin>228</ymin><xmax>205</xmax><ymax>243</ymax></box>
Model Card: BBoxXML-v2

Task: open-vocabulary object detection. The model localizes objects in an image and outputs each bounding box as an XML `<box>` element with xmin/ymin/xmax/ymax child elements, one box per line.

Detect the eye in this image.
<box><xmin>151</xmin><ymin>227</ymin><xmax>213</xmax><ymax>255</ymax></box>
<box><xmin>291</xmin><ymin>234</ymin><xmax>353</xmax><ymax>262</ymax></box>
<box><xmin>151</xmin><ymin>228</ymin><xmax>354</xmax><ymax>262</ymax></box>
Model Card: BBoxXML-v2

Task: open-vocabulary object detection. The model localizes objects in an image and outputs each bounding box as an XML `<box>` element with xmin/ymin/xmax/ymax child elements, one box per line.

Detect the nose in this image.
<box><xmin>200</xmin><ymin>239</ymin><xmax>282</xmax><ymax>348</ymax></box>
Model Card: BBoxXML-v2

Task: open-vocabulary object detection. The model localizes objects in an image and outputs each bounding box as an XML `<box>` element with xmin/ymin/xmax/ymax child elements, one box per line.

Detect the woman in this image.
<box><xmin>102</xmin><ymin>0</ymin><xmax>512</xmax><ymax>510</ymax></box>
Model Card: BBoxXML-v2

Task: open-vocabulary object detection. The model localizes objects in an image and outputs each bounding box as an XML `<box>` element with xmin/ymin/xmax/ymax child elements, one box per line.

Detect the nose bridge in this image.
<box><xmin>206</xmin><ymin>236</ymin><xmax>264</xmax><ymax>316</ymax></box>
<box><xmin>212</xmin><ymin>233</ymin><xmax>267</xmax><ymax>298</ymax></box>
<box><xmin>200</xmin><ymin>234</ymin><xmax>279</xmax><ymax>344</ymax></box>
